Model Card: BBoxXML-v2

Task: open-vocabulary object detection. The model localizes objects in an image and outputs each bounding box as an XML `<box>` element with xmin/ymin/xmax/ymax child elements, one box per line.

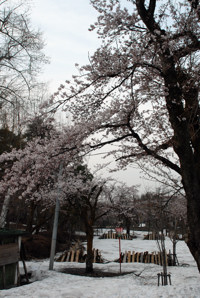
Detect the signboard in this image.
<box><xmin>115</xmin><ymin>227</ymin><xmax>123</xmax><ymax>236</ymax></box>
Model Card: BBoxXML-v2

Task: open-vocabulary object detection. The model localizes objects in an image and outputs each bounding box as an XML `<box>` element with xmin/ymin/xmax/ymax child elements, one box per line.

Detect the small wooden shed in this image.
<box><xmin>0</xmin><ymin>229</ymin><xmax>27</xmax><ymax>289</ymax></box>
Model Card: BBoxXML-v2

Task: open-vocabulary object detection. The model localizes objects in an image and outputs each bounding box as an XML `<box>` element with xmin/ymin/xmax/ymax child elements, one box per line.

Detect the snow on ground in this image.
<box><xmin>1</xmin><ymin>231</ymin><xmax>200</xmax><ymax>298</ymax></box>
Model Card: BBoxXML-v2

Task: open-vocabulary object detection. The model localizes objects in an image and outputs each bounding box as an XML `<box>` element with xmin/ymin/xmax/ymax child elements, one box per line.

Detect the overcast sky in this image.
<box><xmin>30</xmin><ymin>0</ymin><xmax>158</xmax><ymax>194</ymax></box>
<box><xmin>31</xmin><ymin>0</ymin><xmax>100</xmax><ymax>91</ymax></box>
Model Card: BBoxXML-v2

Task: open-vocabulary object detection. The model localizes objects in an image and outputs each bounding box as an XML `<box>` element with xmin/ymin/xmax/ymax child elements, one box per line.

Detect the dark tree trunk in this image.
<box><xmin>135</xmin><ymin>0</ymin><xmax>200</xmax><ymax>273</ymax></box>
<box><xmin>26</xmin><ymin>202</ymin><xmax>36</xmax><ymax>233</ymax></box>
<box><xmin>184</xmin><ymin>183</ymin><xmax>200</xmax><ymax>272</ymax></box>
<box><xmin>163</xmin><ymin>60</ymin><xmax>200</xmax><ymax>272</ymax></box>
<box><xmin>85</xmin><ymin>225</ymin><xmax>94</xmax><ymax>273</ymax></box>
<box><xmin>172</xmin><ymin>237</ymin><xmax>177</xmax><ymax>266</ymax></box>
<box><xmin>125</xmin><ymin>218</ymin><xmax>131</xmax><ymax>236</ymax></box>
<box><xmin>126</xmin><ymin>226</ymin><xmax>130</xmax><ymax>237</ymax></box>
<box><xmin>171</xmin><ymin>220</ymin><xmax>178</xmax><ymax>266</ymax></box>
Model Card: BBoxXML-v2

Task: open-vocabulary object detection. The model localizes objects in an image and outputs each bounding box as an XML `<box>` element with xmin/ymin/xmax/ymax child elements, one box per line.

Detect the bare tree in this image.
<box><xmin>0</xmin><ymin>0</ymin><xmax>48</xmax><ymax>132</ymax></box>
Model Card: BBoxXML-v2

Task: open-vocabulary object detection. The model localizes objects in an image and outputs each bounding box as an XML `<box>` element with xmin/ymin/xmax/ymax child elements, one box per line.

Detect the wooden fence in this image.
<box><xmin>57</xmin><ymin>248</ymin><xmax>173</xmax><ymax>266</ymax></box>
<box><xmin>119</xmin><ymin>250</ymin><xmax>172</xmax><ymax>266</ymax></box>
<box><xmin>143</xmin><ymin>232</ymin><xmax>165</xmax><ymax>240</ymax></box>
<box><xmin>99</xmin><ymin>231</ymin><xmax>134</xmax><ymax>240</ymax></box>
<box><xmin>56</xmin><ymin>248</ymin><xmax>103</xmax><ymax>263</ymax></box>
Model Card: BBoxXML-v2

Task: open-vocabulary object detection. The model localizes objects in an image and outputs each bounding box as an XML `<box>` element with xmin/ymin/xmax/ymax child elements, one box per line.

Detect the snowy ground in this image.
<box><xmin>1</xmin><ymin>231</ymin><xmax>200</xmax><ymax>298</ymax></box>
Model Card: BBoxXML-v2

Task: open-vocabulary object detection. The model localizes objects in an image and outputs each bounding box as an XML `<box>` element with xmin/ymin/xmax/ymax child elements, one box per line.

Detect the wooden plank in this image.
<box><xmin>123</xmin><ymin>251</ymin><xmax>127</xmax><ymax>263</ymax></box>
<box><xmin>144</xmin><ymin>252</ymin><xmax>148</xmax><ymax>263</ymax></box>
<box><xmin>154</xmin><ymin>253</ymin><xmax>158</xmax><ymax>265</ymax></box>
<box><xmin>60</xmin><ymin>253</ymin><xmax>66</xmax><ymax>262</ymax></box>
<box><xmin>147</xmin><ymin>252</ymin><xmax>150</xmax><ymax>263</ymax></box>
<box><xmin>75</xmin><ymin>250</ymin><xmax>80</xmax><ymax>262</ymax></box>
<box><xmin>66</xmin><ymin>251</ymin><xmax>70</xmax><ymax>262</ymax></box>
<box><xmin>70</xmin><ymin>250</ymin><xmax>75</xmax><ymax>262</ymax></box>
<box><xmin>135</xmin><ymin>252</ymin><xmax>138</xmax><ymax>263</ymax></box>
<box><xmin>93</xmin><ymin>249</ymin><xmax>96</xmax><ymax>263</ymax></box>
<box><xmin>0</xmin><ymin>243</ymin><xmax>19</xmax><ymax>266</ymax></box>
<box><xmin>127</xmin><ymin>251</ymin><xmax>131</xmax><ymax>263</ymax></box>
<box><xmin>132</xmin><ymin>251</ymin><xmax>135</xmax><ymax>263</ymax></box>
<box><xmin>151</xmin><ymin>252</ymin><xmax>154</xmax><ymax>264</ymax></box>
<box><xmin>136</xmin><ymin>252</ymin><xmax>140</xmax><ymax>263</ymax></box>
<box><xmin>140</xmin><ymin>252</ymin><xmax>144</xmax><ymax>263</ymax></box>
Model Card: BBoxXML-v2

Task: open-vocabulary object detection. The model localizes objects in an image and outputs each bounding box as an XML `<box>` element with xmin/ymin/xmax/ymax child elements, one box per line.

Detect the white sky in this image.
<box><xmin>31</xmin><ymin>0</ymin><xmax>100</xmax><ymax>91</ymax></box>
<box><xmin>30</xmin><ymin>0</ymin><xmax>158</xmax><ymax>194</ymax></box>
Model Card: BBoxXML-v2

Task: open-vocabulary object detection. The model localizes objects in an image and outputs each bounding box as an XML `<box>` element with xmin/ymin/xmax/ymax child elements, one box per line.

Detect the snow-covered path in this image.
<box><xmin>1</xmin><ymin>231</ymin><xmax>200</xmax><ymax>298</ymax></box>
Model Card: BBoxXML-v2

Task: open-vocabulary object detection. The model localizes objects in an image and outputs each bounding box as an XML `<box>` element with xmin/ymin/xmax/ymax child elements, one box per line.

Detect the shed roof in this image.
<box><xmin>0</xmin><ymin>229</ymin><xmax>28</xmax><ymax>239</ymax></box>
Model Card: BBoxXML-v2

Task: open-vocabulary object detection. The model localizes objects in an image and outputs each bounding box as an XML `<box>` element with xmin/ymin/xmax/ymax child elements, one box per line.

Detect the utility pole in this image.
<box><xmin>49</xmin><ymin>163</ymin><xmax>63</xmax><ymax>270</ymax></box>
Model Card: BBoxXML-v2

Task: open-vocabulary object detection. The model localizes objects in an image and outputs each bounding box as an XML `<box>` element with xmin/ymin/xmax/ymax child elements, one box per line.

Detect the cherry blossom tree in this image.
<box><xmin>0</xmin><ymin>126</ymin><xmax>25</xmax><ymax>228</ymax></box>
<box><xmin>0</xmin><ymin>113</ymin><xmax>113</xmax><ymax>273</ymax></box>
<box><xmin>0</xmin><ymin>115</ymin><xmax>112</xmax><ymax>274</ymax></box>
<box><xmin>0</xmin><ymin>119</ymin><xmax>89</xmax><ymax>229</ymax></box>
<box><xmin>110</xmin><ymin>183</ymin><xmax>139</xmax><ymax>235</ymax></box>
<box><xmin>46</xmin><ymin>0</ymin><xmax>200</xmax><ymax>273</ymax></box>
<box><xmin>140</xmin><ymin>189</ymin><xmax>187</xmax><ymax>269</ymax></box>
<box><xmin>63</xmin><ymin>171</ymin><xmax>111</xmax><ymax>273</ymax></box>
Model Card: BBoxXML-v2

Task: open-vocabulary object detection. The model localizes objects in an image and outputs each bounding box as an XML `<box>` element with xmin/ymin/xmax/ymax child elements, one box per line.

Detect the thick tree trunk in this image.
<box><xmin>159</xmin><ymin>51</ymin><xmax>200</xmax><ymax>272</ymax></box>
<box><xmin>86</xmin><ymin>226</ymin><xmax>94</xmax><ymax>273</ymax></box>
<box><xmin>166</xmin><ymin>91</ymin><xmax>200</xmax><ymax>271</ymax></box>
<box><xmin>184</xmin><ymin>180</ymin><xmax>200</xmax><ymax>272</ymax></box>
<box><xmin>167</xmin><ymin>92</ymin><xmax>200</xmax><ymax>272</ymax></box>
<box><xmin>136</xmin><ymin>0</ymin><xmax>200</xmax><ymax>274</ymax></box>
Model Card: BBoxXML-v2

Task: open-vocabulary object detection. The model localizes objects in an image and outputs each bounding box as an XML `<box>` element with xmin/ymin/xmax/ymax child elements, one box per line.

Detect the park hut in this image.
<box><xmin>0</xmin><ymin>229</ymin><xmax>28</xmax><ymax>289</ymax></box>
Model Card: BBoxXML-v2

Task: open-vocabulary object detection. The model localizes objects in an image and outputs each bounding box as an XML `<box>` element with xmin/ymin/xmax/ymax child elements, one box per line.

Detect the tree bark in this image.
<box><xmin>161</xmin><ymin>56</ymin><xmax>200</xmax><ymax>271</ymax></box>
<box><xmin>85</xmin><ymin>225</ymin><xmax>94</xmax><ymax>273</ymax></box>
<box><xmin>184</xmin><ymin>182</ymin><xmax>200</xmax><ymax>272</ymax></box>
<box><xmin>163</xmin><ymin>67</ymin><xmax>200</xmax><ymax>271</ymax></box>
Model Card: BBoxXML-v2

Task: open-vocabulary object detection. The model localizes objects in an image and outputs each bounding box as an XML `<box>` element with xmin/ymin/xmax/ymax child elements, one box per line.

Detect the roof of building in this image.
<box><xmin>0</xmin><ymin>229</ymin><xmax>28</xmax><ymax>239</ymax></box>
